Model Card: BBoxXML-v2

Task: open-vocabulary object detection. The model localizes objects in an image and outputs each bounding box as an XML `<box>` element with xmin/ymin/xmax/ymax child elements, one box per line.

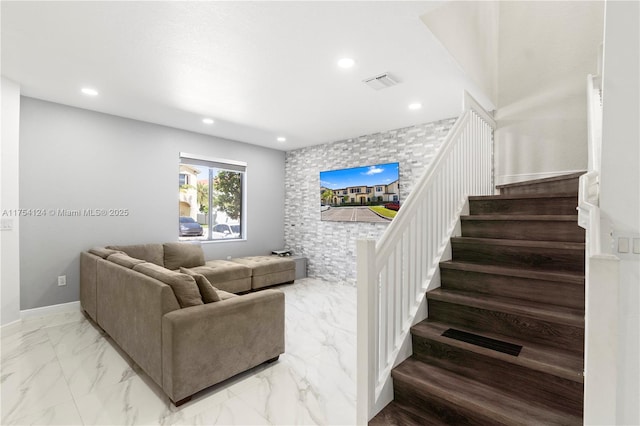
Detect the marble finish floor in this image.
<box><xmin>0</xmin><ymin>278</ymin><xmax>356</xmax><ymax>425</ymax></box>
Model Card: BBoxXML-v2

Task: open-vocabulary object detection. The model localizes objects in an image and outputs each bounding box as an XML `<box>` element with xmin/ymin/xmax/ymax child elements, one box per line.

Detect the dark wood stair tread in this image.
<box><xmin>461</xmin><ymin>214</ymin><xmax>579</xmax><ymax>221</ymax></box>
<box><xmin>393</xmin><ymin>358</ymin><xmax>582</xmax><ymax>426</ymax></box>
<box><xmin>451</xmin><ymin>236</ymin><xmax>585</xmax><ymax>251</ymax></box>
<box><xmin>468</xmin><ymin>194</ymin><xmax>580</xmax><ymax>216</ymax></box>
<box><xmin>451</xmin><ymin>237</ymin><xmax>585</xmax><ymax>273</ymax></box>
<box><xmin>469</xmin><ymin>193</ymin><xmax>578</xmax><ymax>201</ymax></box>
<box><xmin>412</xmin><ymin>319</ymin><xmax>584</xmax><ymax>382</ymax></box>
<box><xmin>460</xmin><ymin>215</ymin><xmax>585</xmax><ymax>243</ymax></box>
<box><xmin>369</xmin><ymin>400</ymin><xmax>448</xmax><ymax>426</ymax></box>
<box><xmin>495</xmin><ymin>172</ymin><xmax>585</xmax><ymax>191</ymax></box>
<box><xmin>440</xmin><ymin>261</ymin><xmax>585</xmax><ymax>284</ymax></box>
<box><xmin>383</xmin><ymin>180</ymin><xmax>586</xmax><ymax>424</ymax></box>
<box><xmin>428</xmin><ymin>288</ymin><xmax>584</xmax><ymax>327</ymax></box>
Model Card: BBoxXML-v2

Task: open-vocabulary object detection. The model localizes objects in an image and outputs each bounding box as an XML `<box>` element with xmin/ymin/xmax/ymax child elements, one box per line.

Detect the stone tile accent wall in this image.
<box><xmin>284</xmin><ymin>117</ymin><xmax>457</xmax><ymax>284</ymax></box>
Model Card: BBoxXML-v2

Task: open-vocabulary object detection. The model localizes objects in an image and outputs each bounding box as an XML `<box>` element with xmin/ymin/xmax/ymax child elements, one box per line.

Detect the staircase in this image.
<box><xmin>370</xmin><ymin>173</ymin><xmax>585</xmax><ymax>425</ymax></box>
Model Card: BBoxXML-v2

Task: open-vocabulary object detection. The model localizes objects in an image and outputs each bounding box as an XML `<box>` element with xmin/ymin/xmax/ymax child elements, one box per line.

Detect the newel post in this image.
<box><xmin>357</xmin><ymin>239</ymin><xmax>377</xmax><ymax>425</ymax></box>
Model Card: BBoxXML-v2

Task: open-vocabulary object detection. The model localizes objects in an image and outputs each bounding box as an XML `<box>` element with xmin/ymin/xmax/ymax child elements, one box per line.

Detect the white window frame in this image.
<box><xmin>179</xmin><ymin>153</ymin><xmax>247</xmax><ymax>243</ymax></box>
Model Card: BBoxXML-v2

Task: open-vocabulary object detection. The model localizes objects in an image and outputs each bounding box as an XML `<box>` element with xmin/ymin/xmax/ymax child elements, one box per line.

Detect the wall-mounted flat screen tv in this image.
<box><xmin>320</xmin><ymin>162</ymin><xmax>400</xmax><ymax>223</ymax></box>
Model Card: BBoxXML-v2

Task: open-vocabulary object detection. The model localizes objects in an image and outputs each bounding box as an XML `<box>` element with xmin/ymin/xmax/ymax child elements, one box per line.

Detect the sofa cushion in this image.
<box><xmin>163</xmin><ymin>242</ymin><xmax>205</xmax><ymax>271</ymax></box>
<box><xmin>198</xmin><ymin>260</ymin><xmax>252</xmax><ymax>281</ymax></box>
<box><xmin>180</xmin><ymin>267</ymin><xmax>221</xmax><ymax>303</ymax></box>
<box><xmin>106</xmin><ymin>244</ymin><xmax>165</xmax><ymax>267</ymax></box>
<box><xmin>107</xmin><ymin>253</ymin><xmax>147</xmax><ymax>269</ymax></box>
<box><xmin>230</xmin><ymin>256</ymin><xmax>295</xmax><ymax>276</ymax></box>
<box><xmin>89</xmin><ymin>247</ymin><xmax>122</xmax><ymax>259</ymax></box>
<box><xmin>133</xmin><ymin>263</ymin><xmax>203</xmax><ymax>308</ymax></box>
<box><xmin>216</xmin><ymin>290</ymin><xmax>237</xmax><ymax>300</ymax></box>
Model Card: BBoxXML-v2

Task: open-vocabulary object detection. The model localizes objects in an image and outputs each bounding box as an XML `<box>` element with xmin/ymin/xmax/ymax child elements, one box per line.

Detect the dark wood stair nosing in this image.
<box><xmin>427</xmin><ymin>288</ymin><xmax>585</xmax><ymax>328</ymax></box>
<box><xmin>369</xmin><ymin>400</ymin><xmax>448</xmax><ymax>426</ymax></box>
<box><xmin>461</xmin><ymin>214</ymin><xmax>579</xmax><ymax>221</ymax></box>
<box><xmin>460</xmin><ymin>216</ymin><xmax>586</xmax><ymax>243</ymax></box>
<box><xmin>451</xmin><ymin>236</ymin><xmax>585</xmax><ymax>250</ymax></box>
<box><xmin>469</xmin><ymin>193</ymin><xmax>578</xmax><ymax>201</ymax></box>
<box><xmin>411</xmin><ymin>319</ymin><xmax>584</xmax><ymax>383</ymax></box>
<box><xmin>439</xmin><ymin>261</ymin><xmax>585</xmax><ymax>284</ymax></box>
<box><xmin>409</xmin><ymin>325</ymin><xmax>584</xmax><ymax>417</ymax></box>
<box><xmin>392</xmin><ymin>358</ymin><xmax>582</xmax><ymax>426</ymax></box>
<box><xmin>451</xmin><ymin>237</ymin><xmax>585</xmax><ymax>273</ymax></box>
<box><xmin>495</xmin><ymin>172</ymin><xmax>586</xmax><ymax>190</ymax></box>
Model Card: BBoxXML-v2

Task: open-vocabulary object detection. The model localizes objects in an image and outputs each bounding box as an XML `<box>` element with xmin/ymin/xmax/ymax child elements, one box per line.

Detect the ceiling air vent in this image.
<box><xmin>363</xmin><ymin>73</ymin><xmax>399</xmax><ymax>90</ymax></box>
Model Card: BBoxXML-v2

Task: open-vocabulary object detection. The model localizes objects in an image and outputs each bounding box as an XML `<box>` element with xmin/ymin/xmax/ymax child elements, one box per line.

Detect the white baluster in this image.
<box><xmin>357</xmin><ymin>92</ymin><xmax>496</xmax><ymax>421</ymax></box>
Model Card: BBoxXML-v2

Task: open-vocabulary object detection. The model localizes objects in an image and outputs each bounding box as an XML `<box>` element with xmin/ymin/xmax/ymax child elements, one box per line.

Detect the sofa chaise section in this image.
<box><xmin>190</xmin><ymin>259</ymin><xmax>253</xmax><ymax>293</ymax></box>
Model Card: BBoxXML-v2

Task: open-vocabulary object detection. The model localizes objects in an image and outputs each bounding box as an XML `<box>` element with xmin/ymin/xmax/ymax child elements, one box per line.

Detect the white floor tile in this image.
<box><xmin>5</xmin><ymin>400</ymin><xmax>84</xmax><ymax>426</ymax></box>
<box><xmin>1</xmin><ymin>339</ymin><xmax>75</xmax><ymax>424</ymax></box>
<box><xmin>1</xmin><ymin>328</ymin><xmax>50</xmax><ymax>361</ymax></box>
<box><xmin>74</xmin><ymin>374</ymin><xmax>171</xmax><ymax>425</ymax></box>
<box><xmin>0</xmin><ymin>277</ymin><xmax>357</xmax><ymax>426</ymax></box>
<box><xmin>230</xmin><ymin>359</ymin><xmax>324</xmax><ymax>426</ymax></box>
<box><xmin>20</xmin><ymin>310</ymin><xmax>85</xmax><ymax>334</ymax></box>
<box><xmin>178</xmin><ymin>394</ymin><xmax>272</xmax><ymax>425</ymax></box>
<box><xmin>47</xmin><ymin>320</ymin><xmax>137</xmax><ymax>399</ymax></box>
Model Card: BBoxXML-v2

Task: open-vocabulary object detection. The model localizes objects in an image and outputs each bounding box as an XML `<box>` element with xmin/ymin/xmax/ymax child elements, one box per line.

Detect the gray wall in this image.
<box><xmin>19</xmin><ymin>97</ymin><xmax>285</xmax><ymax>310</ymax></box>
<box><xmin>284</xmin><ymin>118</ymin><xmax>456</xmax><ymax>284</ymax></box>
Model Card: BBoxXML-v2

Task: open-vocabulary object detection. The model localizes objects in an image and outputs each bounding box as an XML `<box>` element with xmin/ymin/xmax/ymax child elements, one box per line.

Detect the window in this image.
<box><xmin>178</xmin><ymin>153</ymin><xmax>246</xmax><ymax>241</ymax></box>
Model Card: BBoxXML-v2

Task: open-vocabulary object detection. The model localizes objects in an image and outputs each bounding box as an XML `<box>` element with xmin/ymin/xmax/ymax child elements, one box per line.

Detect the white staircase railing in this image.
<box><xmin>356</xmin><ymin>92</ymin><xmax>496</xmax><ymax>423</ymax></box>
<box><xmin>581</xmin><ymin>67</ymin><xmax>620</xmax><ymax>424</ymax></box>
<box><xmin>578</xmin><ymin>73</ymin><xmax>602</xmax><ymax>257</ymax></box>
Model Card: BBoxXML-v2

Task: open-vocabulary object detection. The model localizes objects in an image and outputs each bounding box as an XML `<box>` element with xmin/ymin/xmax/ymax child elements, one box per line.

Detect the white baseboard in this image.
<box><xmin>495</xmin><ymin>169</ymin><xmax>584</xmax><ymax>186</ymax></box>
<box><xmin>20</xmin><ymin>301</ymin><xmax>81</xmax><ymax>320</ymax></box>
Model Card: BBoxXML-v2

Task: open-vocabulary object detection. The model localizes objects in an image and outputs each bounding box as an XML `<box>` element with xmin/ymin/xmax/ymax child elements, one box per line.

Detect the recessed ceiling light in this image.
<box><xmin>202</xmin><ymin>118</ymin><xmax>214</xmax><ymax>124</ymax></box>
<box><xmin>81</xmin><ymin>87</ymin><xmax>98</xmax><ymax>96</ymax></box>
<box><xmin>408</xmin><ymin>102</ymin><xmax>422</xmax><ymax>110</ymax></box>
<box><xmin>277</xmin><ymin>137</ymin><xmax>286</xmax><ymax>142</ymax></box>
<box><xmin>337</xmin><ymin>58</ymin><xmax>355</xmax><ymax>69</ymax></box>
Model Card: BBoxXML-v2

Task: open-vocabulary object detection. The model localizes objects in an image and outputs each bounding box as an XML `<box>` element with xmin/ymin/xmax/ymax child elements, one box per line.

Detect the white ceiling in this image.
<box><xmin>1</xmin><ymin>1</ymin><xmax>490</xmax><ymax>151</ymax></box>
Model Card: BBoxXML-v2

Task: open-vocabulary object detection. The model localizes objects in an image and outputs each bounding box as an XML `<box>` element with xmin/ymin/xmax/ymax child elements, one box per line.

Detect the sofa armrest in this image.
<box><xmin>162</xmin><ymin>289</ymin><xmax>285</xmax><ymax>402</ymax></box>
<box><xmin>96</xmin><ymin>260</ymin><xmax>180</xmax><ymax>386</ymax></box>
<box><xmin>80</xmin><ymin>252</ymin><xmax>100</xmax><ymax>321</ymax></box>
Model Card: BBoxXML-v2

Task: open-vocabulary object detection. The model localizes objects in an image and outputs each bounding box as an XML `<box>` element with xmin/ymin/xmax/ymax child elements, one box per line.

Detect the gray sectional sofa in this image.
<box><xmin>80</xmin><ymin>242</ymin><xmax>294</xmax><ymax>405</ymax></box>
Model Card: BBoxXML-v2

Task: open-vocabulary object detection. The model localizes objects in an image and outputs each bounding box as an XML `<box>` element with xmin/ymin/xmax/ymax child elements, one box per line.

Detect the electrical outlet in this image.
<box><xmin>613</xmin><ymin>231</ymin><xmax>640</xmax><ymax>259</ymax></box>
<box><xmin>618</xmin><ymin>237</ymin><xmax>630</xmax><ymax>253</ymax></box>
<box><xmin>0</xmin><ymin>218</ymin><xmax>13</xmax><ymax>231</ymax></box>
<box><xmin>57</xmin><ymin>275</ymin><xmax>66</xmax><ymax>286</ymax></box>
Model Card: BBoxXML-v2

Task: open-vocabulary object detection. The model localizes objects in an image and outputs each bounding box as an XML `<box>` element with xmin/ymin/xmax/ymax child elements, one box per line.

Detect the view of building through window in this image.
<box><xmin>178</xmin><ymin>157</ymin><xmax>244</xmax><ymax>241</ymax></box>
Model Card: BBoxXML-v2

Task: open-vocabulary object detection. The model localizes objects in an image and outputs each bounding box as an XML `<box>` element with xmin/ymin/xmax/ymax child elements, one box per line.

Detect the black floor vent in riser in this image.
<box><xmin>442</xmin><ymin>328</ymin><xmax>522</xmax><ymax>356</ymax></box>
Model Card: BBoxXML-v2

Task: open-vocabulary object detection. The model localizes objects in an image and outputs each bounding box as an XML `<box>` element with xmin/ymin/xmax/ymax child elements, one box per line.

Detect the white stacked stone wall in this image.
<box><xmin>284</xmin><ymin>117</ymin><xmax>457</xmax><ymax>284</ymax></box>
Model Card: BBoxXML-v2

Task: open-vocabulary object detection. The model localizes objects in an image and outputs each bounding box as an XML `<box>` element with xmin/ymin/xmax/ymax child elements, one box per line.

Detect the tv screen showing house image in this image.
<box><xmin>320</xmin><ymin>162</ymin><xmax>400</xmax><ymax>223</ymax></box>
